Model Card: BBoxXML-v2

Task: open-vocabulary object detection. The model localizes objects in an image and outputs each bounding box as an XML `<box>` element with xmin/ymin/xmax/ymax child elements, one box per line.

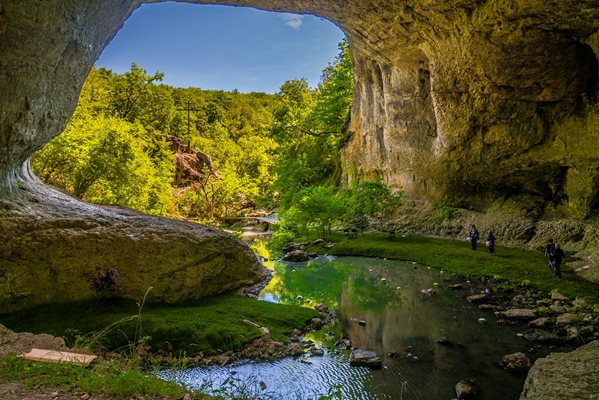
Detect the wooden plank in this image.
<box><xmin>19</xmin><ymin>348</ymin><xmax>97</xmax><ymax>366</ymax></box>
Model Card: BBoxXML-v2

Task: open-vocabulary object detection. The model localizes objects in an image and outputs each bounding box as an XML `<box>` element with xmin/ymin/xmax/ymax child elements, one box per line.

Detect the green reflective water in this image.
<box><xmin>168</xmin><ymin>256</ymin><xmax>543</xmax><ymax>399</ymax></box>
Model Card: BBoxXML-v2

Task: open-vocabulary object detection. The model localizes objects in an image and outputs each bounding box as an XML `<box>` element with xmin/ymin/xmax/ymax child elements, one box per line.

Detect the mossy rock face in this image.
<box><xmin>0</xmin><ymin>188</ymin><xmax>263</xmax><ymax>313</ymax></box>
<box><xmin>520</xmin><ymin>340</ymin><xmax>599</xmax><ymax>400</ymax></box>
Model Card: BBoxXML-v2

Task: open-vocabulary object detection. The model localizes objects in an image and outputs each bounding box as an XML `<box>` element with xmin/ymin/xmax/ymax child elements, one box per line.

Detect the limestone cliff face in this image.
<box><xmin>1</xmin><ymin>1</ymin><xmax>599</xmax><ymax>311</ymax></box>
<box><xmin>338</xmin><ymin>1</ymin><xmax>599</xmax><ymax>218</ymax></box>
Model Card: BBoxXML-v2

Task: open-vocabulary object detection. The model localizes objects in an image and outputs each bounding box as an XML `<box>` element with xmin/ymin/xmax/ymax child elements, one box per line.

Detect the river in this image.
<box><xmin>159</xmin><ymin>255</ymin><xmax>541</xmax><ymax>399</ymax></box>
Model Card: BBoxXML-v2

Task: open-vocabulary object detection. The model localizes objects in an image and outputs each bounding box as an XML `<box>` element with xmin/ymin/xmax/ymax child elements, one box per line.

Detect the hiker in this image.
<box><xmin>468</xmin><ymin>225</ymin><xmax>479</xmax><ymax>251</ymax></box>
<box><xmin>485</xmin><ymin>231</ymin><xmax>496</xmax><ymax>255</ymax></box>
<box><xmin>552</xmin><ymin>243</ymin><xmax>565</xmax><ymax>279</ymax></box>
<box><xmin>545</xmin><ymin>239</ymin><xmax>555</xmax><ymax>271</ymax></box>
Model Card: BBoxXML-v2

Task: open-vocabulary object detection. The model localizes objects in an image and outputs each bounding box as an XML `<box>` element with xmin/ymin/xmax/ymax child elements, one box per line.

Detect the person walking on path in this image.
<box><xmin>545</xmin><ymin>239</ymin><xmax>556</xmax><ymax>271</ymax></box>
<box><xmin>552</xmin><ymin>243</ymin><xmax>565</xmax><ymax>279</ymax></box>
<box><xmin>485</xmin><ymin>231</ymin><xmax>496</xmax><ymax>255</ymax></box>
<box><xmin>469</xmin><ymin>225</ymin><xmax>479</xmax><ymax>251</ymax></box>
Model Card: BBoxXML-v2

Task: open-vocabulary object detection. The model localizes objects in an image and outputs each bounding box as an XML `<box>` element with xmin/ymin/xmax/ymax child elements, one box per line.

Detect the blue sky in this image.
<box><xmin>95</xmin><ymin>2</ymin><xmax>345</xmax><ymax>93</ymax></box>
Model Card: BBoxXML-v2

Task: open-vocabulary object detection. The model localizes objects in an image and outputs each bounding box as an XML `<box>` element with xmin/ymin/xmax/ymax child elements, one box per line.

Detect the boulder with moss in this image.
<box><xmin>520</xmin><ymin>340</ymin><xmax>599</xmax><ymax>400</ymax></box>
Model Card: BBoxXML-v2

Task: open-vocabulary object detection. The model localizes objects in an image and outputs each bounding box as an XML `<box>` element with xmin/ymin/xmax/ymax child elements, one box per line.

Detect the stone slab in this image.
<box><xmin>20</xmin><ymin>348</ymin><xmax>96</xmax><ymax>366</ymax></box>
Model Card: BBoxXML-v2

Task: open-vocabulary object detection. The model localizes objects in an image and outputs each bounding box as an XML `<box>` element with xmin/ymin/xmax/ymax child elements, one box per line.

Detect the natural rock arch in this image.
<box><xmin>2</xmin><ymin>0</ymin><xmax>599</xmax><ymax>211</ymax></box>
<box><xmin>1</xmin><ymin>1</ymin><xmax>599</xmax><ymax>311</ymax></box>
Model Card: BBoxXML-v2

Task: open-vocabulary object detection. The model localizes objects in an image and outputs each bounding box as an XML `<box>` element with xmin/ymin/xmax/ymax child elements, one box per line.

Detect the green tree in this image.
<box><xmin>283</xmin><ymin>185</ymin><xmax>346</xmax><ymax>238</ymax></box>
<box><xmin>272</xmin><ymin>40</ymin><xmax>354</xmax><ymax>210</ymax></box>
<box><xmin>341</xmin><ymin>181</ymin><xmax>403</xmax><ymax>228</ymax></box>
<box><xmin>109</xmin><ymin>63</ymin><xmax>166</xmax><ymax>122</ymax></box>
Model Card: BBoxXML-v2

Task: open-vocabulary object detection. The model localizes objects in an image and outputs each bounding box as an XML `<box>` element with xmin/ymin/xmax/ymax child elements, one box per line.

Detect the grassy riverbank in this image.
<box><xmin>0</xmin><ymin>295</ymin><xmax>319</xmax><ymax>399</ymax></box>
<box><xmin>0</xmin><ymin>354</ymin><xmax>205</xmax><ymax>399</ymax></box>
<box><xmin>0</xmin><ymin>296</ymin><xmax>319</xmax><ymax>356</ymax></box>
<box><xmin>303</xmin><ymin>232</ymin><xmax>599</xmax><ymax>305</ymax></box>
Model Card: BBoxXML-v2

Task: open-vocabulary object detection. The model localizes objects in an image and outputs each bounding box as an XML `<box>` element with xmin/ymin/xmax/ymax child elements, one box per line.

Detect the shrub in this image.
<box><xmin>431</xmin><ymin>197</ymin><xmax>456</xmax><ymax>224</ymax></box>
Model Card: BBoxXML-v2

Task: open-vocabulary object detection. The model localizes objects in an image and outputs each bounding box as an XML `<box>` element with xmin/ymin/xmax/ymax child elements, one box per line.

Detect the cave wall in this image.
<box><xmin>338</xmin><ymin>1</ymin><xmax>599</xmax><ymax>218</ymax></box>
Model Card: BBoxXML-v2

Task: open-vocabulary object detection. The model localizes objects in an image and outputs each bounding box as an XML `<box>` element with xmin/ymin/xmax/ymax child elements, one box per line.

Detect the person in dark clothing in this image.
<box><xmin>485</xmin><ymin>231</ymin><xmax>496</xmax><ymax>255</ymax></box>
<box><xmin>545</xmin><ymin>239</ymin><xmax>555</xmax><ymax>271</ymax></box>
<box><xmin>469</xmin><ymin>225</ymin><xmax>479</xmax><ymax>251</ymax></box>
<box><xmin>552</xmin><ymin>243</ymin><xmax>565</xmax><ymax>279</ymax></box>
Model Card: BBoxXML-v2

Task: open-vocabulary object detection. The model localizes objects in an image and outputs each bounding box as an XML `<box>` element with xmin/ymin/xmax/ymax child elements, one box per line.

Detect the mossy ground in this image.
<box><xmin>303</xmin><ymin>232</ymin><xmax>599</xmax><ymax>305</ymax></box>
<box><xmin>0</xmin><ymin>296</ymin><xmax>319</xmax><ymax>356</ymax></box>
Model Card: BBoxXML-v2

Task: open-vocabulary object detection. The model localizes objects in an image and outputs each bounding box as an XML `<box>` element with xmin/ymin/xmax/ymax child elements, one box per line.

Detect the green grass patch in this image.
<box><xmin>0</xmin><ymin>296</ymin><xmax>319</xmax><ymax>356</ymax></box>
<box><xmin>306</xmin><ymin>232</ymin><xmax>599</xmax><ymax>305</ymax></box>
<box><xmin>0</xmin><ymin>354</ymin><xmax>202</xmax><ymax>399</ymax></box>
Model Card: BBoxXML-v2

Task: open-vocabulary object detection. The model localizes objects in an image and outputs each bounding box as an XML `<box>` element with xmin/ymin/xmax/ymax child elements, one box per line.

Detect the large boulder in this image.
<box><xmin>520</xmin><ymin>340</ymin><xmax>599</xmax><ymax>400</ymax></box>
<box><xmin>0</xmin><ymin>183</ymin><xmax>263</xmax><ymax>313</ymax></box>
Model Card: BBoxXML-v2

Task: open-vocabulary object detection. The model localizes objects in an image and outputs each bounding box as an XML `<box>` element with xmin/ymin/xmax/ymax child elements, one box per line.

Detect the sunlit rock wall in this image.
<box><xmin>337</xmin><ymin>1</ymin><xmax>599</xmax><ymax>218</ymax></box>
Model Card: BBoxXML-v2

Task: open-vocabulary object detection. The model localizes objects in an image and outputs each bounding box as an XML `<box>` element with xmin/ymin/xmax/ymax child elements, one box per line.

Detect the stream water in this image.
<box><xmin>159</xmin><ymin>256</ymin><xmax>543</xmax><ymax>399</ymax></box>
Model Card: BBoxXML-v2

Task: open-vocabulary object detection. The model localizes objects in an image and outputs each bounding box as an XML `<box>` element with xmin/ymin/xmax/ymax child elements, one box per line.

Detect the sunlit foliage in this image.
<box><xmin>33</xmin><ymin>39</ymin><xmax>400</xmax><ymax>227</ymax></box>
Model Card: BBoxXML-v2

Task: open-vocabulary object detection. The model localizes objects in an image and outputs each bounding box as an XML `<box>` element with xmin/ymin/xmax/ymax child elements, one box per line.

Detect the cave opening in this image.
<box><xmin>30</xmin><ymin>1</ymin><xmax>351</xmax><ymax>223</ymax></box>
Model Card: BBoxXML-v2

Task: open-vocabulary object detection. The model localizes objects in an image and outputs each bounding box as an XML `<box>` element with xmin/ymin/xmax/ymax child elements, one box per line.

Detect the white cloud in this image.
<box><xmin>280</xmin><ymin>13</ymin><xmax>304</xmax><ymax>29</ymax></box>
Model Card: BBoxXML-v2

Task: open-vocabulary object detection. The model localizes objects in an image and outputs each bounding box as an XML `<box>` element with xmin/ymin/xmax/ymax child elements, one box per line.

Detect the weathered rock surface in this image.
<box><xmin>522</xmin><ymin>329</ymin><xmax>563</xmax><ymax>345</ymax></box>
<box><xmin>556</xmin><ymin>313</ymin><xmax>579</xmax><ymax>326</ymax></box>
<box><xmin>550</xmin><ymin>293</ymin><xmax>569</xmax><ymax>302</ymax></box>
<box><xmin>0</xmin><ymin>182</ymin><xmax>263</xmax><ymax>313</ymax></box>
<box><xmin>281</xmin><ymin>242</ymin><xmax>307</xmax><ymax>253</ymax></box>
<box><xmin>467</xmin><ymin>294</ymin><xmax>489</xmax><ymax>303</ymax></box>
<box><xmin>520</xmin><ymin>340</ymin><xmax>599</xmax><ymax>400</ymax></box>
<box><xmin>528</xmin><ymin>317</ymin><xmax>554</xmax><ymax>329</ymax></box>
<box><xmin>0</xmin><ymin>330</ymin><xmax>67</xmax><ymax>357</ymax></box>
<box><xmin>349</xmin><ymin>349</ymin><xmax>382</xmax><ymax>369</ymax></box>
<box><xmin>282</xmin><ymin>250</ymin><xmax>310</xmax><ymax>262</ymax></box>
<box><xmin>501</xmin><ymin>352</ymin><xmax>531</xmax><ymax>373</ymax></box>
<box><xmin>495</xmin><ymin>309</ymin><xmax>537</xmax><ymax>320</ymax></box>
<box><xmin>455</xmin><ymin>379</ymin><xmax>478</xmax><ymax>399</ymax></box>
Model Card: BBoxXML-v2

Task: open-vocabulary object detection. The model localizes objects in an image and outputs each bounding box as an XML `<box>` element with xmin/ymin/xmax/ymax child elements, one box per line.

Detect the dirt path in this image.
<box><xmin>0</xmin><ymin>383</ymin><xmax>117</xmax><ymax>400</ymax></box>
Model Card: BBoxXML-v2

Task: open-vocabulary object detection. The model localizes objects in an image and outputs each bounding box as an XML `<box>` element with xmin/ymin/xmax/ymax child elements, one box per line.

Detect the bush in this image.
<box><xmin>431</xmin><ymin>197</ymin><xmax>456</xmax><ymax>224</ymax></box>
<box><xmin>341</xmin><ymin>181</ymin><xmax>403</xmax><ymax>225</ymax></box>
